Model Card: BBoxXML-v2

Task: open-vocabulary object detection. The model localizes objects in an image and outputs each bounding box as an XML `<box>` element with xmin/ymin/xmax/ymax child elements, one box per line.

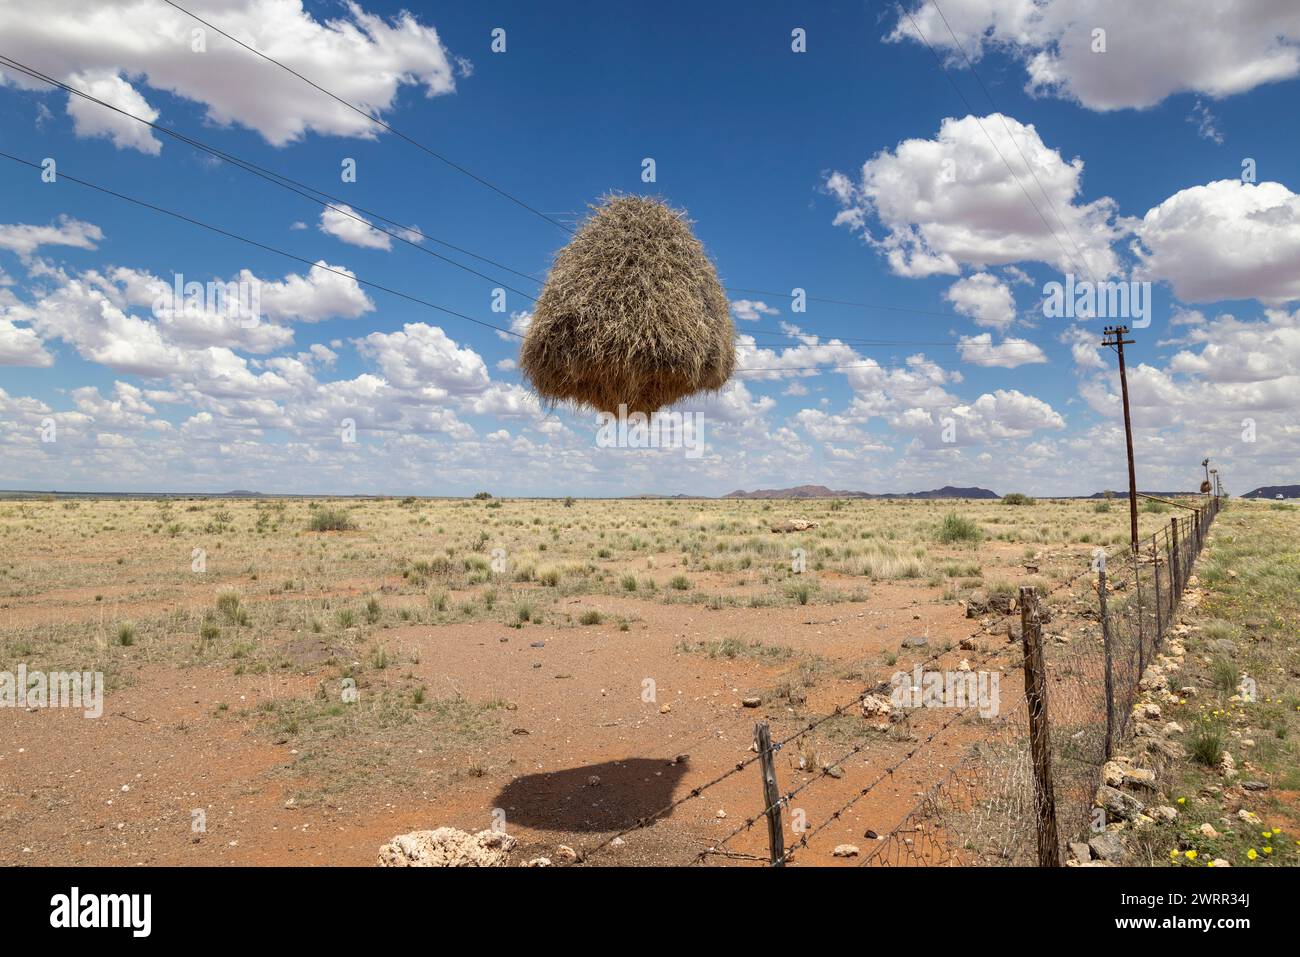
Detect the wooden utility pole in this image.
<box><xmin>1102</xmin><ymin>326</ymin><xmax>1139</xmax><ymax>552</ymax></box>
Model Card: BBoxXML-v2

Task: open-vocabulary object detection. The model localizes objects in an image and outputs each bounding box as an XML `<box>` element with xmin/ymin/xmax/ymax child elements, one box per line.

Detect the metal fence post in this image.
<box><xmin>1098</xmin><ymin>566</ymin><xmax>1115</xmax><ymax>761</ymax></box>
<box><xmin>1019</xmin><ymin>586</ymin><xmax>1060</xmax><ymax>866</ymax></box>
<box><xmin>754</xmin><ymin>722</ymin><xmax>785</xmax><ymax>867</ymax></box>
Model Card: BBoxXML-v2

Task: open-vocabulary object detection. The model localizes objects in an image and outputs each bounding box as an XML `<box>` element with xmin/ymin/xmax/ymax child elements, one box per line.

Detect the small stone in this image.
<box><xmin>1199</xmin><ymin>823</ymin><xmax>1220</xmax><ymax>840</ymax></box>
<box><xmin>524</xmin><ymin>857</ymin><xmax>552</xmax><ymax>867</ymax></box>
<box><xmin>861</xmin><ymin>693</ymin><xmax>894</xmax><ymax>725</ymax></box>
<box><xmin>832</xmin><ymin>844</ymin><xmax>860</xmax><ymax>858</ymax></box>
<box><xmin>741</xmin><ymin>696</ymin><xmax>762</xmax><ymax>708</ymax></box>
<box><xmin>716</xmin><ymin>809</ymin><xmax>727</xmax><ymax>819</ymax></box>
<box><xmin>555</xmin><ymin>844</ymin><xmax>579</xmax><ymax>863</ymax></box>
<box><xmin>901</xmin><ymin>636</ymin><xmax>928</xmax><ymax>648</ymax></box>
<box><xmin>1095</xmin><ymin>785</ymin><xmax>1145</xmax><ymax>821</ymax></box>
<box><xmin>1152</xmin><ymin>805</ymin><xmax>1179</xmax><ymax>823</ymax></box>
<box><xmin>1241</xmin><ymin>780</ymin><xmax>1269</xmax><ymax>791</ymax></box>
<box><xmin>659</xmin><ymin>704</ymin><xmax>672</xmax><ymax>714</ymax></box>
<box><xmin>1122</xmin><ymin>767</ymin><xmax>1157</xmax><ymax>789</ymax></box>
<box><xmin>1237</xmin><ymin>808</ymin><xmax>1261</xmax><ymax>825</ymax></box>
<box><xmin>586</xmin><ymin>775</ymin><xmax>601</xmax><ymax>787</ymax></box>
<box><xmin>1069</xmin><ymin>841</ymin><xmax>1093</xmax><ymax>862</ymax></box>
<box><xmin>1088</xmin><ymin>831</ymin><xmax>1127</xmax><ymax>862</ymax></box>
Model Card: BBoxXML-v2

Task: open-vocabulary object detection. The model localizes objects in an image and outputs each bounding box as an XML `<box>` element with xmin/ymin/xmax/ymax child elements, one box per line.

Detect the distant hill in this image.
<box><xmin>723</xmin><ymin>484</ymin><xmax>999</xmax><ymax>500</ymax></box>
<box><xmin>1242</xmin><ymin>485</ymin><xmax>1300</xmax><ymax>499</ymax></box>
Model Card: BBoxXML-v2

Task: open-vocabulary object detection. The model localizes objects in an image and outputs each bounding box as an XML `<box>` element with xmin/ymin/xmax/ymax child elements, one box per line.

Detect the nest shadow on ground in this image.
<box><xmin>493</xmin><ymin>758</ymin><xmax>690</xmax><ymax>832</ymax></box>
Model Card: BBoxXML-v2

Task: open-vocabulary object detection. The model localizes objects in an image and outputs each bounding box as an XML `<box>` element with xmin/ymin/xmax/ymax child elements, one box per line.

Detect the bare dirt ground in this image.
<box><xmin>0</xmin><ymin>494</ymin><xmax>1199</xmax><ymax>866</ymax></box>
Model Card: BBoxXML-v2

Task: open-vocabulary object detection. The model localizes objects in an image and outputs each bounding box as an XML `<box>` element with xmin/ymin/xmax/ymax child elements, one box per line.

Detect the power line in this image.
<box><xmin>0</xmin><ymin>150</ymin><xmax>524</xmax><ymax>340</ymax></box>
<box><xmin>925</xmin><ymin>0</ymin><xmax>1102</xmax><ymax>285</ymax></box>
<box><xmin>0</xmin><ymin>54</ymin><xmax>543</xmax><ymax>300</ymax></box>
<box><xmin>148</xmin><ymin>4</ymin><xmax>1054</xmax><ymax>337</ymax></box>
<box><xmin>1</xmin><ymin>53</ymin><xmax>1058</xmax><ymax>372</ymax></box>
<box><xmin>740</xmin><ymin>329</ymin><xmax>1051</xmax><ymax>354</ymax></box>
<box><xmin>899</xmin><ymin>7</ymin><xmax>1097</xmax><ymax>285</ymax></box>
<box><xmin>1</xmin><ymin>150</ymin><xmax>1059</xmax><ymax>378</ymax></box>
<box><xmin>159</xmin><ymin>0</ymin><xmax>573</xmax><ymax>234</ymax></box>
<box><xmin>4</xmin><ymin>52</ymin><xmax>1038</xmax><ymax>353</ymax></box>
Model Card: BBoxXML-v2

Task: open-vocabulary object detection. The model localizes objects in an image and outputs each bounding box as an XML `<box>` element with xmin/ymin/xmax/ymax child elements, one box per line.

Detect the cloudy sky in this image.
<box><xmin>1</xmin><ymin>0</ymin><xmax>1298</xmax><ymax>497</ymax></box>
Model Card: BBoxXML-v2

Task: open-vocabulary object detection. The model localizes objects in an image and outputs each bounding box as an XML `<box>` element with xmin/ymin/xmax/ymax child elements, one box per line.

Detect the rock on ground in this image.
<box><xmin>378</xmin><ymin>827</ymin><xmax>516</xmax><ymax>867</ymax></box>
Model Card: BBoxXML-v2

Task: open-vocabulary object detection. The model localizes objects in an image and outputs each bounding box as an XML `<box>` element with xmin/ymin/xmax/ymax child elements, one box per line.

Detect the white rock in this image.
<box><xmin>378</xmin><ymin>827</ymin><xmax>515</xmax><ymax>867</ymax></box>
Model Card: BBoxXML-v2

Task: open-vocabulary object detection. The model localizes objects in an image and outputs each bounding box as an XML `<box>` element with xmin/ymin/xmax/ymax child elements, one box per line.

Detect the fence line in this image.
<box><xmin>578</xmin><ymin>495</ymin><xmax>1223</xmax><ymax>866</ymax></box>
<box><xmin>856</xmin><ymin>495</ymin><xmax>1222</xmax><ymax>866</ymax></box>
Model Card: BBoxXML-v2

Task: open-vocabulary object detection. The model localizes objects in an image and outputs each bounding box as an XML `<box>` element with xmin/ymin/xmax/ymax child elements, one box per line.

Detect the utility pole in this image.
<box><xmin>1102</xmin><ymin>325</ymin><xmax>1139</xmax><ymax>552</ymax></box>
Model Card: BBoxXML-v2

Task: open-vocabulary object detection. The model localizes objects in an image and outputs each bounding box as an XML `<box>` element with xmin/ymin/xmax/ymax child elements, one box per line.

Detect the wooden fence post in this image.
<box><xmin>754</xmin><ymin>721</ymin><xmax>785</xmax><ymax>867</ymax></box>
<box><xmin>1152</xmin><ymin>534</ymin><xmax>1163</xmax><ymax>651</ymax></box>
<box><xmin>1169</xmin><ymin>517</ymin><xmax>1180</xmax><ymax>601</ymax></box>
<box><xmin>1098</xmin><ymin>566</ymin><xmax>1115</xmax><ymax>761</ymax></box>
<box><xmin>1132</xmin><ymin>549</ymin><xmax>1145</xmax><ymax>681</ymax></box>
<box><xmin>1020</xmin><ymin>586</ymin><xmax>1060</xmax><ymax>866</ymax></box>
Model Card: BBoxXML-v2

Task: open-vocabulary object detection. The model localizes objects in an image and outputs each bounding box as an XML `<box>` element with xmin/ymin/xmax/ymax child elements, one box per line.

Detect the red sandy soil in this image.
<box><xmin>1</xmin><ymin>571</ymin><xmax>1039</xmax><ymax>867</ymax></box>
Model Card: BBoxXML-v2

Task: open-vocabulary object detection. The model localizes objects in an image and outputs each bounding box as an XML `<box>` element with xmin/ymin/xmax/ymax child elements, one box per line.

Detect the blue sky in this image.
<box><xmin>2</xmin><ymin>0</ymin><xmax>1299</xmax><ymax>496</ymax></box>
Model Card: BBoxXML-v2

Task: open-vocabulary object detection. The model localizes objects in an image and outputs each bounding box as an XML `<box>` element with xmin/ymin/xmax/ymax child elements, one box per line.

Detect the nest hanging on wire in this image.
<box><xmin>520</xmin><ymin>194</ymin><xmax>735</xmax><ymax>415</ymax></box>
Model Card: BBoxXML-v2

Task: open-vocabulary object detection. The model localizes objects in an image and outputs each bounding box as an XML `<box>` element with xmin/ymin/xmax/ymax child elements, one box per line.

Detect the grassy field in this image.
<box><xmin>1139</xmin><ymin>502</ymin><xmax>1300</xmax><ymax>868</ymax></box>
<box><xmin>0</xmin><ymin>493</ymin><xmax>1276</xmax><ymax>865</ymax></box>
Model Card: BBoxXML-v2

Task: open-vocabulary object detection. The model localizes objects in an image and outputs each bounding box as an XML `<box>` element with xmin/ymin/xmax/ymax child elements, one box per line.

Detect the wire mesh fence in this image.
<box><xmin>575</xmin><ymin>496</ymin><xmax>1223</xmax><ymax>868</ymax></box>
<box><xmin>858</xmin><ymin>495</ymin><xmax>1222</xmax><ymax>867</ymax></box>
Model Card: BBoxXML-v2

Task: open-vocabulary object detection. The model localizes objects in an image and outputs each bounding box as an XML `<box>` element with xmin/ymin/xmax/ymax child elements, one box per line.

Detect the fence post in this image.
<box><xmin>1019</xmin><ymin>586</ymin><xmax>1060</xmax><ymax>866</ymax></box>
<box><xmin>1169</xmin><ymin>517</ymin><xmax>1180</xmax><ymax>601</ymax></box>
<box><xmin>754</xmin><ymin>721</ymin><xmax>785</xmax><ymax>867</ymax></box>
<box><xmin>1152</xmin><ymin>534</ymin><xmax>1163</xmax><ymax>651</ymax></box>
<box><xmin>1098</xmin><ymin>566</ymin><xmax>1115</xmax><ymax>761</ymax></box>
<box><xmin>1131</xmin><ymin>547</ymin><xmax>1145</xmax><ymax>693</ymax></box>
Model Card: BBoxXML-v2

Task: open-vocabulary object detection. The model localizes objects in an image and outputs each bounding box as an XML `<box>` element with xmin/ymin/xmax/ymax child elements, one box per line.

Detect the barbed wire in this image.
<box><xmin>693</xmin><ymin>637</ymin><xmax>1023</xmax><ymax>864</ymax></box>
<box><xmin>578</xmin><ymin>510</ymin><xmax>1216</xmax><ymax>867</ymax></box>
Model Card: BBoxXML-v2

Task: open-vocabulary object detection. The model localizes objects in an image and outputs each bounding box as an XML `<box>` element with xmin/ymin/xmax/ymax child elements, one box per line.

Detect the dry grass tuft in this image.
<box><xmin>520</xmin><ymin>194</ymin><xmax>734</xmax><ymax>414</ymax></box>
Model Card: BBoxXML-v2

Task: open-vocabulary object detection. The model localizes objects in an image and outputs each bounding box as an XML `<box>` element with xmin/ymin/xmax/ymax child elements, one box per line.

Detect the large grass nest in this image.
<box><xmin>520</xmin><ymin>194</ymin><xmax>735</xmax><ymax>415</ymax></box>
